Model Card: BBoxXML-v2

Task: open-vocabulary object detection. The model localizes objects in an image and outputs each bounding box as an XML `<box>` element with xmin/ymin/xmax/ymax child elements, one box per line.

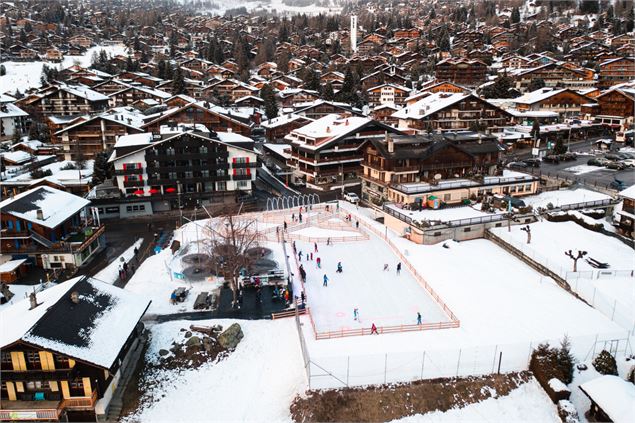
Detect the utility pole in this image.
<box><xmin>177</xmin><ymin>180</ymin><xmax>182</xmax><ymax>226</ymax></box>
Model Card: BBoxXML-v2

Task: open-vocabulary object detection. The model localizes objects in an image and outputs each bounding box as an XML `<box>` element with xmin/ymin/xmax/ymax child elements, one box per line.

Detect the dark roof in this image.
<box><xmin>369</xmin><ymin>134</ymin><xmax>502</xmax><ymax>159</ymax></box>
<box><xmin>28</xmin><ymin>278</ymin><xmax>114</xmax><ymax>349</ymax></box>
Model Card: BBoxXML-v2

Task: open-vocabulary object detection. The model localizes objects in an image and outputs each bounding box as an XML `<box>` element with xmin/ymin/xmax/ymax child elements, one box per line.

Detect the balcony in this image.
<box><xmin>123</xmin><ymin>180</ymin><xmax>144</xmax><ymax>188</ymax></box>
<box><xmin>61</xmin><ymin>390</ymin><xmax>98</xmax><ymax>410</ymax></box>
<box><xmin>231</xmin><ymin>162</ymin><xmax>258</xmax><ymax>169</ymax></box>
<box><xmin>232</xmin><ymin>174</ymin><xmax>253</xmax><ymax>181</ymax></box>
<box><xmin>114</xmin><ymin>167</ymin><xmax>143</xmax><ymax>175</ymax></box>
<box><xmin>0</xmin><ymin>367</ymin><xmax>76</xmax><ymax>381</ymax></box>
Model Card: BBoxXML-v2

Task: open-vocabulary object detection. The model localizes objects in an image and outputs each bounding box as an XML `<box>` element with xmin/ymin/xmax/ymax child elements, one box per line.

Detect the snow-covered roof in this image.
<box><xmin>114</xmin><ymin>133</ymin><xmax>154</xmax><ymax>148</ymax></box>
<box><xmin>0</xmin><ymin>276</ymin><xmax>151</xmax><ymax>369</ymax></box>
<box><xmin>619</xmin><ymin>184</ymin><xmax>635</xmax><ymax>199</ymax></box>
<box><xmin>0</xmin><ymin>258</ymin><xmax>27</xmax><ymax>273</ymax></box>
<box><xmin>0</xmin><ymin>186</ymin><xmax>91</xmax><ymax>229</ymax></box>
<box><xmin>0</xmin><ymin>103</ymin><xmax>28</xmax><ymax>118</ymax></box>
<box><xmin>580</xmin><ymin>375</ymin><xmax>635</xmax><ymax>423</ymax></box>
<box><xmin>216</xmin><ymin>132</ymin><xmax>253</xmax><ymax>143</ymax></box>
<box><xmin>392</xmin><ymin>92</ymin><xmax>468</xmax><ymax>120</ymax></box>
<box><xmin>288</xmin><ymin>113</ymin><xmax>370</xmax><ymax>145</ymax></box>
<box><xmin>513</xmin><ymin>88</ymin><xmax>571</xmax><ymax>105</ymax></box>
<box><xmin>61</xmin><ymin>84</ymin><xmax>109</xmax><ymax>102</ymax></box>
<box><xmin>261</xmin><ymin>113</ymin><xmax>313</xmax><ymax>129</ymax></box>
<box><xmin>1</xmin><ymin>150</ymin><xmax>31</xmax><ymax>164</ymax></box>
<box><xmin>263</xmin><ymin>143</ymin><xmax>291</xmax><ymax>159</ymax></box>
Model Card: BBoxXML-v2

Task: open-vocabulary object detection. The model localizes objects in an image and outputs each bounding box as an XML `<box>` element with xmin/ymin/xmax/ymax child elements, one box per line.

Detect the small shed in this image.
<box><xmin>0</xmin><ymin>258</ymin><xmax>28</xmax><ymax>283</ymax></box>
<box><xmin>579</xmin><ymin>375</ymin><xmax>635</xmax><ymax>423</ymax></box>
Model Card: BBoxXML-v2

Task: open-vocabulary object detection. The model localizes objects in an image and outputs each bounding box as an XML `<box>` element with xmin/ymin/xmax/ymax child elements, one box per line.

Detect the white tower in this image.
<box><xmin>350</xmin><ymin>15</ymin><xmax>358</xmax><ymax>54</ymax></box>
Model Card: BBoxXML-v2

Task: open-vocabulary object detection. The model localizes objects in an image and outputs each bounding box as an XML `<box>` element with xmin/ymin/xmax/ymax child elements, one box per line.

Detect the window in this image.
<box><xmin>59</xmin><ymin>256</ymin><xmax>65</xmax><ymax>262</ymax></box>
<box><xmin>216</xmin><ymin>169</ymin><xmax>226</xmax><ymax>176</ymax></box>
<box><xmin>202</xmin><ymin>170</ymin><xmax>209</xmax><ymax>178</ymax></box>
<box><xmin>1</xmin><ymin>352</ymin><xmax>12</xmax><ymax>365</ymax></box>
<box><xmin>185</xmin><ymin>171</ymin><xmax>194</xmax><ymax>178</ymax></box>
<box><xmin>26</xmin><ymin>351</ymin><xmax>40</xmax><ymax>364</ymax></box>
<box><xmin>199</xmin><ymin>146</ymin><xmax>208</xmax><ymax>154</ymax></box>
<box><xmin>237</xmin><ymin>180</ymin><xmax>248</xmax><ymax>188</ymax></box>
<box><xmin>443</xmin><ymin>193</ymin><xmax>451</xmax><ymax>201</ymax></box>
<box><xmin>169</xmin><ymin>172</ymin><xmax>177</xmax><ymax>180</ymax></box>
<box><xmin>464</xmin><ymin>227</ymin><xmax>471</xmax><ymax>232</ymax></box>
<box><xmin>216</xmin><ymin>181</ymin><xmax>227</xmax><ymax>191</ymax></box>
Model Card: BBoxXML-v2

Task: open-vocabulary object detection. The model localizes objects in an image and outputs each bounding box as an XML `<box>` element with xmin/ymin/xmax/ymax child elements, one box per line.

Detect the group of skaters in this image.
<box><xmin>382</xmin><ymin>262</ymin><xmax>402</xmax><ymax>275</ymax></box>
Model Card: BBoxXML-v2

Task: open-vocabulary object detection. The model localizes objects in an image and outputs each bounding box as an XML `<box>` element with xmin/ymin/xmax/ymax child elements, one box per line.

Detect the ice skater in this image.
<box><xmin>417</xmin><ymin>312</ymin><xmax>422</xmax><ymax>325</ymax></box>
<box><xmin>323</xmin><ymin>274</ymin><xmax>329</xmax><ymax>287</ymax></box>
<box><xmin>336</xmin><ymin>261</ymin><xmax>343</xmax><ymax>273</ymax></box>
<box><xmin>326</xmin><ymin>237</ymin><xmax>331</xmax><ymax>246</ymax></box>
<box><xmin>396</xmin><ymin>262</ymin><xmax>402</xmax><ymax>275</ymax></box>
<box><xmin>298</xmin><ymin>251</ymin><xmax>303</xmax><ymax>261</ymax></box>
<box><xmin>383</xmin><ymin>263</ymin><xmax>389</xmax><ymax>271</ymax></box>
<box><xmin>353</xmin><ymin>308</ymin><xmax>359</xmax><ymax>321</ymax></box>
<box><xmin>309</xmin><ymin>252</ymin><xmax>313</xmax><ymax>261</ymax></box>
<box><xmin>299</xmin><ymin>213</ymin><xmax>303</xmax><ymax>223</ymax></box>
<box><xmin>370</xmin><ymin>323</ymin><xmax>378</xmax><ymax>335</ymax></box>
<box><xmin>316</xmin><ymin>257</ymin><xmax>321</xmax><ymax>268</ymax></box>
<box><xmin>314</xmin><ymin>242</ymin><xmax>318</xmax><ymax>253</ymax></box>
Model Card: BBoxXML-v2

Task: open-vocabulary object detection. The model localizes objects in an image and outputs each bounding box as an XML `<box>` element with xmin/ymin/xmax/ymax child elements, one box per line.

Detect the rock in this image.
<box><xmin>218</xmin><ymin>323</ymin><xmax>244</xmax><ymax>349</ymax></box>
<box><xmin>212</xmin><ymin>324</ymin><xmax>223</xmax><ymax>333</ymax></box>
<box><xmin>185</xmin><ymin>331</ymin><xmax>192</xmax><ymax>338</ymax></box>
<box><xmin>158</xmin><ymin>349</ymin><xmax>169</xmax><ymax>356</ymax></box>
<box><xmin>202</xmin><ymin>336</ymin><xmax>215</xmax><ymax>353</ymax></box>
<box><xmin>186</xmin><ymin>336</ymin><xmax>201</xmax><ymax>347</ymax></box>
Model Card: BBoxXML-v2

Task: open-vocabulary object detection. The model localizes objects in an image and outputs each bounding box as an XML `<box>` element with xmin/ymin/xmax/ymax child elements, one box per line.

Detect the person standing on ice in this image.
<box><xmin>336</xmin><ymin>261</ymin><xmax>343</xmax><ymax>273</ymax></box>
<box><xmin>316</xmin><ymin>257</ymin><xmax>321</xmax><ymax>268</ymax></box>
<box><xmin>383</xmin><ymin>264</ymin><xmax>389</xmax><ymax>271</ymax></box>
<box><xmin>284</xmin><ymin>221</ymin><xmax>288</xmax><ymax>231</ymax></box>
<box><xmin>292</xmin><ymin>213</ymin><xmax>295</xmax><ymax>222</ymax></box>
<box><xmin>299</xmin><ymin>213</ymin><xmax>303</xmax><ymax>223</ymax></box>
<box><xmin>298</xmin><ymin>251</ymin><xmax>303</xmax><ymax>261</ymax></box>
<box><xmin>396</xmin><ymin>262</ymin><xmax>402</xmax><ymax>275</ymax></box>
<box><xmin>353</xmin><ymin>308</ymin><xmax>359</xmax><ymax>321</ymax></box>
<box><xmin>417</xmin><ymin>312</ymin><xmax>422</xmax><ymax>325</ymax></box>
<box><xmin>323</xmin><ymin>274</ymin><xmax>329</xmax><ymax>286</ymax></box>
<box><xmin>314</xmin><ymin>242</ymin><xmax>318</xmax><ymax>253</ymax></box>
<box><xmin>370</xmin><ymin>323</ymin><xmax>378</xmax><ymax>335</ymax></box>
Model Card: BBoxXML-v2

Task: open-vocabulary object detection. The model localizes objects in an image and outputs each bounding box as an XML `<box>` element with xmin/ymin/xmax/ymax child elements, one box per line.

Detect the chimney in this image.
<box><xmin>36</xmin><ymin>209</ymin><xmax>44</xmax><ymax>220</ymax></box>
<box><xmin>386</xmin><ymin>131</ymin><xmax>394</xmax><ymax>153</ymax></box>
<box><xmin>70</xmin><ymin>291</ymin><xmax>80</xmax><ymax>304</ymax></box>
<box><xmin>29</xmin><ymin>291</ymin><xmax>38</xmax><ymax>310</ymax></box>
<box><xmin>326</xmin><ymin>126</ymin><xmax>331</xmax><ymax>133</ymax></box>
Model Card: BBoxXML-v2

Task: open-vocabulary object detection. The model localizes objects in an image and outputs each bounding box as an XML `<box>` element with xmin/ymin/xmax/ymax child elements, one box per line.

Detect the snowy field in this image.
<box><xmin>294</xmin><ymin>230</ymin><xmax>450</xmax><ymax>333</ymax></box>
<box><xmin>564</xmin><ymin>165</ymin><xmax>616</xmax><ymax>175</ymax></box>
<box><xmin>0</xmin><ymin>45</ymin><xmax>127</xmax><ymax>94</ymax></box>
<box><xmin>522</xmin><ymin>188</ymin><xmax>611</xmax><ymax>209</ymax></box>
<box><xmin>392</xmin><ymin>379</ymin><xmax>559</xmax><ymax>422</ymax></box>
<box><xmin>124</xmin><ymin>318</ymin><xmax>305</xmax><ymax>422</ymax></box>
<box><xmin>490</xmin><ymin>221</ymin><xmax>634</xmax><ymax>273</ymax></box>
<box><xmin>199</xmin><ymin>0</ymin><xmax>342</xmax><ymax>16</ymax></box>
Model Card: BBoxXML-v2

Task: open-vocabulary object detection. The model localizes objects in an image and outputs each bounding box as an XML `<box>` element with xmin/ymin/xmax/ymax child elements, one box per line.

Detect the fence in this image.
<box><xmin>305</xmin><ymin>329</ymin><xmax>632</xmax><ymax>389</ymax></box>
<box><xmin>488</xmin><ymin>229</ymin><xmax>635</xmax><ymax>331</ymax></box>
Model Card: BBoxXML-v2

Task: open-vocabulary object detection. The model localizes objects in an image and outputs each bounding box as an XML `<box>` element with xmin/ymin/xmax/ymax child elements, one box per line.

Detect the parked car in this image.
<box><xmin>619</xmin><ymin>152</ymin><xmax>635</xmax><ymax>159</ymax></box>
<box><xmin>620</xmin><ymin>159</ymin><xmax>635</xmax><ymax>168</ymax></box>
<box><xmin>604</xmin><ymin>153</ymin><xmax>623</xmax><ymax>161</ymax></box>
<box><xmin>606</xmin><ymin>161</ymin><xmax>626</xmax><ymax>170</ymax></box>
<box><xmin>507</xmin><ymin>161</ymin><xmax>528</xmax><ymax>168</ymax></box>
<box><xmin>610</xmin><ymin>178</ymin><xmax>625</xmax><ymax>190</ymax></box>
<box><xmin>344</xmin><ymin>192</ymin><xmax>359</xmax><ymax>203</ymax></box>
<box><xmin>587</xmin><ymin>158</ymin><xmax>602</xmax><ymax>166</ymax></box>
<box><xmin>543</xmin><ymin>155</ymin><xmax>560</xmax><ymax>164</ymax></box>
<box><xmin>522</xmin><ymin>158</ymin><xmax>541</xmax><ymax>167</ymax></box>
<box><xmin>562</xmin><ymin>152</ymin><xmax>577</xmax><ymax>161</ymax></box>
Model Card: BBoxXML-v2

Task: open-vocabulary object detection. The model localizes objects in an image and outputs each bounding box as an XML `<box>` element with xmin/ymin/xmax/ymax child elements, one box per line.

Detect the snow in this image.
<box><xmin>579</xmin><ymin>375</ymin><xmax>635</xmax><ymax>423</ymax></box>
<box><xmin>386</xmin><ymin>204</ymin><xmax>500</xmax><ymax>224</ymax></box>
<box><xmin>0</xmin><ymin>45</ymin><xmax>127</xmax><ymax>94</ymax></box>
<box><xmin>548</xmin><ymin>377</ymin><xmax>570</xmax><ymax>393</ymax></box>
<box><xmin>490</xmin><ymin>221</ymin><xmax>634</xmax><ymax>273</ymax></box>
<box><xmin>200</xmin><ymin>0</ymin><xmax>342</xmax><ymax>16</ymax></box>
<box><xmin>522</xmin><ymin>189</ymin><xmax>612</xmax><ymax>209</ymax></box>
<box><xmin>263</xmin><ymin>142</ymin><xmax>292</xmax><ymax>159</ymax></box>
<box><xmin>114</xmin><ymin>133</ymin><xmax>153</xmax><ymax>148</ymax></box>
<box><xmin>0</xmin><ymin>186</ymin><xmax>90</xmax><ymax>229</ymax></box>
<box><xmin>93</xmin><ymin>239</ymin><xmax>143</xmax><ymax>284</ymax></box>
<box><xmin>21</xmin><ymin>277</ymin><xmax>151</xmax><ymax>369</ymax></box>
<box><xmin>124</xmin><ymin>318</ymin><xmax>306</xmax><ymax>422</ymax></box>
<box><xmin>564</xmin><ymin>165</ymin><xmax>615</xmax><ymax>175</ymax></box>
<box><xmin>291</xmin><ymin>226</ymin><xmax>360</xmax><ymax>239</ymax></box>
<box><xmin>3</xmin><ymin>160</ymin><xmax>94</xmax><ymax>186</ymax></box>
<box><xmin>0</xmin><ymin>258</ymin><xmax>26</xmax><ymax>273</ymax></box>
<box><xmin>0</xmin><ymin>282</ymin><xmax>55</xmax><ymax>311</ymax></box>
<box><xmin>392</xmin><ymin>379</ymin><xmax>560</xmax><ymax>422</ymax></box>
<box><xmin>287</xmin><ymin>114</ymin><xmax>370</xmax><ymax>147</ymax></box>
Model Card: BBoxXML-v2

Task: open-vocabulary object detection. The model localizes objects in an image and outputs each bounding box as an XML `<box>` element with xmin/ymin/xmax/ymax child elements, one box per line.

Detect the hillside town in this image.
<box><xmin>0</xmin><ymin>0</ymin><xmax>634</xmax><ymax>422</ymax></box>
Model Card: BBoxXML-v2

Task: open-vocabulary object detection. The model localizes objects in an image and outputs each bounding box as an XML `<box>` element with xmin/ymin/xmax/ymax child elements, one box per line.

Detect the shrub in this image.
<box><xmin>557</xmin><ymin>400</ymin><xmax>580</xmax><ymax>423</ymax></box>
<box><xmin>30</xmin><ymin>169</ymin><xmax>53</xmax><ymax>179</ymax></box>
<box><xmin>592</xmin><ymin>350</ymin><xmax>618</xmax><ymax>375</ymax></box>
<box><xmin>60</xmin><ymin>162</ymin><xmax>77</xmax><ymax>170</ymax></box>
<box><xmin>529</xmin><ymin>339</ymin><xmax>575</xmax><ymax>403</ymax></box>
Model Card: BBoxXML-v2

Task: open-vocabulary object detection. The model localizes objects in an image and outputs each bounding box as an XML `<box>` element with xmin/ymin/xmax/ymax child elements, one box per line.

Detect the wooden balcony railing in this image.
<box><xmin>60</xmin><ymin>390</ymin><xmax>98</xmax><ymax>410</ymax></box>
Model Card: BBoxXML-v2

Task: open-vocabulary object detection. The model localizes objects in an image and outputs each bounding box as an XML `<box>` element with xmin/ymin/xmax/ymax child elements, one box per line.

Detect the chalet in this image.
<box><xmin>0</xmin><ymin>186</ymin><xmax>105</xmax><ymax>270</ymax></box>
<box><xmin>0</xmin><ymin>103</ymin><xmax>29</xmax><ymax>141</ymax></box>
<box><xmin>393</xmin><ymin>28</ymin><xmax>420</xmax><ymax>39</ymax></box>
<box><xmin>44</xmin><ymin>48</ymin><xmax>63</xmax><ymax>62</ymax></box>
<box><xmin>361</xmin><ymin>132</ymin><xmax>514</xmax><ymax>205</ymax></box>
<box><xmin>615</xmin><ymin>185</ymin><xmax>635</xmax><ymax>238</ymax></box>
<box><xmin>284</xmin><ymin>114</ymin><xmax>402</xmax><ymax>190</ymax></box>
<box><xmin>611</xmin><ymin>34</ymin><xmax>635</xmax><ymax>49</ymax></box>
<box><xmin>435</xmin><ymin>58</ymin><xmax>487</xmax><ymax>87</ymax></box>
<box><xmin>599</xmin><ymin>57</ymin><xmax>635</xmax><ymax>89</ymax></box>
<box><xmin>107</xmin><ymin>84</ymin><xmax>172</xmax><ymax>108</ymax></box>
<box><xmin>0</xmin><ymin>276</ymin><xmax>150</xmax><ymax>421</ymax></box>
<box><xmin>370</xmin><ymin>104</ymin><xmax>400</xmax><ymax>127</ymax></box>
<box><xmin>513</xmin><ymin>88</ymin><xmax>595</xmax><ymax>117</ymax></box>
<box><xmin>108</xmin><ymin>128</ymin><xmax>257</xmax><ymax>213</ymax></box>
<box><xmin>392</xmin><ymin>92</ymin><xmax>512</xmax><ymax>133</ymax></box>
<box><xmin>68</xmin><ymin>35</ymin><xmax>93</xmax><ymax>48</ymax></box>
<box><xmin>141</xmin><ymin>102</ymin><xmax>253</xmax><ymax>136</ymax></box>
<box><xmin>366</xmin><ymin>84</ymin><xmax>412</xmax><ymax>107</ymax></box>
<box><xmin>55</xmin><ymin>108</ymin><xmax>148</xmax><ymax>161</ymax></box>
<box><xmin>595</xmin><ymin>88</ymin><xmax>635</xmax><ymax>119</ymax></box>
<box><xmin>419</xmin><ymin>80</ymin><xmax>468</xmax><ymax>94</ymax></box>
<box><xmin>277</xmin><ymin>88</ymin><xmax>320</xmax><ymax>108</ymax></box>
<box><xmin>19</xmin><ymin>85</ymin><xmax>109</xmax><ymax>118</ymax></box>
<box><xmin>261</xmin><ymin>114</ymin><xmax>314</xmax><ymax>142</ymax></box>
<box><xmin>512</xmin><ymin>62</ymin><xmax>594</xmax><ymax>92</ymax></box>
<box><xmin>293</xmin><ymin>100</ymin><xmax>363</xmax><ymax>120</ymax></box>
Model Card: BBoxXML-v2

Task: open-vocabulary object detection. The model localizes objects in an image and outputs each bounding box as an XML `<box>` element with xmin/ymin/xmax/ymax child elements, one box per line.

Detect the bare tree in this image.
<box><xmin>205</xmin><ymin>210</ymin><xmax>261</xmax><ymax>307</ymax></box>
<box><xmin>565</xmin><ymin>250</ymin><xmax>587</xmax><ymax>272</ymax></box>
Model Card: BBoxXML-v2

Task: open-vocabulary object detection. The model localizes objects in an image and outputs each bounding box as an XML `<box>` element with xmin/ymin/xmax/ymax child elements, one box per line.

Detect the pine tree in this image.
<box><xmin>172</xmin><ymin>67</ymin><xmax>187</xmax><ymax>95</ymax></box>
<box><xmin>92</xmin><ymin>151</ymin><xmax>113</xmax><ymax>185</ymax></box>
<box><xmin>592</xmin><ymin>350</ymin><xmax>618</xmax><ymax>375</ymax></box>
<box><xmin>260</xmin><ymin>84</ymin><xmax>278</xmax><ymax>120</ymax></box>
<box><xmin>511</xmin><ymin>7</ymin><xmax>521</xmax><ymax>24</ymax></box>
<box><xmin>303</xmin><ymin>68</ymin><xmax>320</xmax><ymax>92</ymax></box>
<box><xmin>557</xmin><ymin>336</ymin><xmax>575</xmax><ymax>384</ymax></box>
<box><xmin>323</xmin><ymin>82</ymin><xmax>335</xmax><ymax>101</ymax></box>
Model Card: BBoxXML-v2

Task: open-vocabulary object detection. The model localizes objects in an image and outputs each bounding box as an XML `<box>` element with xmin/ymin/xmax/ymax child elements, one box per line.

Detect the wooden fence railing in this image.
<box><xmin>315</xmin><ymin>321</ymin><xmax>460</xmax><ymax>340</ymax></box>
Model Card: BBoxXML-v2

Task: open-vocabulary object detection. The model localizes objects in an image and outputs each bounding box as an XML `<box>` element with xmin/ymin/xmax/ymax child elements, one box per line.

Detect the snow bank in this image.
<box><xmin>126</xmin><ymin>318</ymin><xmax>306</xmax><ymax>422</ymax></box>
<box><xmin>522</xmin><ymin>189</ymin><xmax>611</xmax><ymax>210</ymax></box>
<box><xmin>391</xmin><ymin>379</ymin><xmax>559</xmax><ymax>422</ymax></box>
<box><xmin>93</xmin><ymin>239</ymin><xmax>143</xmax><ymax>284</ymax></box>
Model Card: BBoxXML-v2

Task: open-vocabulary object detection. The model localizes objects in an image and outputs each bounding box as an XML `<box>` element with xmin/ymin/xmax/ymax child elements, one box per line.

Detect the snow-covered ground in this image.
<box><xmin>295</xmin><ymin>231</ymin><xmax>449</xmax><ymax>333</ymax></box>
<box><xmin>291</xmin><ymin>226</ymin><xmax>360</xmax><ymax>239</ymax></box>
<box><xmin>124</xmin><ymin>318</ymin><xmax>306</xmax><ymax>422</ymax></box>
<box><xmin>490</xmin><ymin>221</ymin><xmax>634</xmax><ymax>273</ymax></box>
<box><xmin>199</xmin><ymin>0</ymin><xmax>342</xmax><ymax>16</ymax></box>
<box><xmin>392</xmin><ymin>379</ymin><xmax>559</xmax><ymax>422</ymax></box>
<box><xmin>0</xmin><ymin>45</ymin><xmax>127</xmax><ymax>94</ymax></box>
<box><xmin>93</xmin><ymin>239</ymin><xmax>143</xmax><ymax>284</ymax></box>
<box><xmin>522</xmin><ymin>188</ymin><xmax>612</xmax><ymax>209</ymax></box>
<box><xmin>564</xmin><ymin>165</ymin><xmax>616</xmax><ymax>176</ymax></box>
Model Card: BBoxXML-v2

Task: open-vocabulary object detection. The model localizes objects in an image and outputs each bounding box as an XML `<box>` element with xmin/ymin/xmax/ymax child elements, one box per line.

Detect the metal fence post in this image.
<box><xmin>346</xmin><ymin>356</ymin><xmax>350</xmax><ymax>386</ymax></box>
<box><xmin>384</xmin><ymin>353</ymin><xmax>388</xmax><ymax>385</ymax></box>
<box><xmin>592</xmin><ymin>287</ymin><xmax>596</xmax><ymax>306</ymax></box>
<box><xmin>611</xmin><ymin>300</ymin><xmax>617</xmax><ymax>321</ymax></box>
<box><xmin>492</xmin><ymin>345</ymin><xmax>498</xmax><ymax>373</ymax></box>
<box><xmin>456</xmin><ymin>349</ymin><xmax>462</xmax><ymax>376</ymax></box>
<box><xmin>420</xmin><ymin>351</ymin><xmax>426</xmax><ymax>380</ymax></box>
